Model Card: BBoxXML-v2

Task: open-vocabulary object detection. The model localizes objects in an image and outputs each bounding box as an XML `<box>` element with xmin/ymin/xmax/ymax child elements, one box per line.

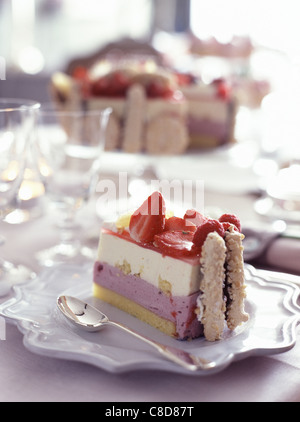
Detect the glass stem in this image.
<box><xmin>57</xmin><ymin>207</ymin><xmax>80</xmax><ymax>251</ymax></box>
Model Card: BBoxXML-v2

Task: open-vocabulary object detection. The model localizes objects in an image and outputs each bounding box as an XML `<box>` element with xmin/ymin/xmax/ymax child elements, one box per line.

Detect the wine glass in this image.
<box><xmin>254</xmin><ymin>91</ymin><xmax>300</xmax><ymax>223</ymax></box>
<box><xmin>35</xmin><ymin>104</ymin><xmax>111</xmax><ymax>267</ymax></box>
<box><xmin>0</xmin><ymin>98</ymin><xmax>40</xmax><ymax>293</ymax></box>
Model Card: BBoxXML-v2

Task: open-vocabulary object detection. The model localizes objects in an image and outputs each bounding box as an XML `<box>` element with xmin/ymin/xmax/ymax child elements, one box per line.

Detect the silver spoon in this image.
<box><xmin>57</xmin><ymin>295</ymin><xmax>216</xmax><ymax>372</ymax></box>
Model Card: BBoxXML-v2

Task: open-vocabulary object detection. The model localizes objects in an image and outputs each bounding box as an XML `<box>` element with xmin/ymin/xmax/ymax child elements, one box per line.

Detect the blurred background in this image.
<box><xmin>1</xmin><ymin>0</ymin><xmax>300</xmax><ymax>100</ymax></box>
<box><xmin>1</xmin><ymin>0</ymin><xmax>300</xmax><ymax>187</ymax></box>
<box><xmin>1</xmin><ymin>0</ymin><xmax>300</xmax><ymax>271</ymax></box>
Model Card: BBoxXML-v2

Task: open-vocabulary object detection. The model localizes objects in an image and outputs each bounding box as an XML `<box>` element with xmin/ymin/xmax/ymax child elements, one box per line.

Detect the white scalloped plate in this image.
<box><xmin>0</xmin><ymin>264</ymin><xmax>299</xmax><ymax>375</ymax></box>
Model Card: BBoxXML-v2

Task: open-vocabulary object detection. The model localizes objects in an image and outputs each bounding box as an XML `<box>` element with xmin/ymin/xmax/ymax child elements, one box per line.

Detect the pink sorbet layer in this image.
<box><xmin>93</xmin><ymin>261</ymin><xmax>203</xmax><ymax>340</ymax></box>
<box><xmin>188</xmin><ymin>117</ymin><xmax>228</xmax><ymax>140</ymax></box>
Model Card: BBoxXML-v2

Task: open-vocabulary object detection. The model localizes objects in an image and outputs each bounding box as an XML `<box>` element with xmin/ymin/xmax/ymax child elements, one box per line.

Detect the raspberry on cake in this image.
<box><xmin>179</xmin><ymin>78</ymin><xmax>237</xmax><ymax>149</ymax></box>
<box><xmin>93</xmin><ymin>192</ymin><xmax>249</xmax><ymax>342</ymax></box>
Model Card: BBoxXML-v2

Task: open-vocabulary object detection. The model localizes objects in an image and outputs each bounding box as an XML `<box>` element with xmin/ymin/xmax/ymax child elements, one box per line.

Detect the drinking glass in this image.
<box><xmin>254</xmin><ymin>91</ymin><xmax>300</xmax><ymax>223</ymax></box>
<box><xmin>0</xmin><ymin>98</ymin><xmax>40</xmax><ymax>290</ymax></box>
<box><xmin>35</xmin><ymin>104</ymin><xmax>111</xmax><ymax>266</ymax></box>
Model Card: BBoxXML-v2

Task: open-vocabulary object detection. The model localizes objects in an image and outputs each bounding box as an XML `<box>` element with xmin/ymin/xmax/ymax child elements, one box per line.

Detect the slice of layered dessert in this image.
<box><xmin>180</xmin><ymin>78</ymin><xmax>237</xmax><ymax>149</ymax></box>
<box><xmin>50</xmin><ymin>60</ymin><xmax>189</xmax><ymax>155</ymax></box>
<box><xmin>93</xmin><ymin>192</ymin><xmax>249</xmax><ymax>341</ymax></box>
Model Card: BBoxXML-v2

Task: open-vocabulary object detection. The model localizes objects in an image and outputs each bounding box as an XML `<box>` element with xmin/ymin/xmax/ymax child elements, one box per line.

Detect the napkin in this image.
<box><xmin>243</xmin><ymin>227</ymin><xmax>300</xmax><ymax>277</ymax></box>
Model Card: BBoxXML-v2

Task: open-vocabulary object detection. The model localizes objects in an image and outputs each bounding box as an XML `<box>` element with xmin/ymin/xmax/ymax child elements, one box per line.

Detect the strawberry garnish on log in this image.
<box><xmin>129</xmin><ymin>191</ymin><xmax>166</xmax><ymax>243</ymax></box>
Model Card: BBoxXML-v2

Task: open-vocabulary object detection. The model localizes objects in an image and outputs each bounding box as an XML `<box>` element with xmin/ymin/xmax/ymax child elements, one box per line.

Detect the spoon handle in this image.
<box><xmin>107</xmin><ymin>320</ymin><xmax>215</xmax><ymax>371</ymax></box>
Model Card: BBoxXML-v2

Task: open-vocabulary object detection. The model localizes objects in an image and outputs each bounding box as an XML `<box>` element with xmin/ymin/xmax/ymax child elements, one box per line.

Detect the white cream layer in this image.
<box><xmin>87</xmin><ymin>96</ymin><xmax>187</xmax><ymax>121</ymax></box>
<box><xmin>188</xmin><ymin>99</ymin><xmax>228</xmax><ymax>121</ymax></box>
<box><xmin>97</xmin><ymin>230</ymin><xmax>202</xmax><ymax>297</ymax></box>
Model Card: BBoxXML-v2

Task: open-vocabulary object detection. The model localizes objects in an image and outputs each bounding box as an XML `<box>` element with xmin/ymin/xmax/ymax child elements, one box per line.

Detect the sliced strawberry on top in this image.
<box><xmin>154</xmin><ymin>230</ymin><xmax>200</xmax><ymax>258</ymax></box>
<box><xmin>184</xmin><ymin>209</ymin><xmax>208</xmax><ymax>227</ymax></box>
<box><xmin>165</xmin><ymin>216</ymin><xmax>196</xmax><ymax>232</ymax></box>
<box><xmin>91</xmin><ymin>77</ymin><xmax>110</xmax><ymax>96</ymax></box>
<box><xmin>219</xmin><ymin>213</ymin><xmax>241</xmax><ymax>232</ymax></box>
<box><xmin>129</xmin><ymin>191</ymin><xmax>166</xmax><ymax>243</ymax></box>
<box><xmin>110</xmin><ymin>71</ymin><xmax>131</xmax><ymax>96</ymax></box>
<box><xmin>72</xmin><ymin>66</ymin><xmax>89</xmax><ymax>80</ymax></box>
<box><xmin>147</xmin><ymin>80</ymin><xmax>174</xmax><ymax>99</ymax></box>
<box><xmin>193</xmin><ymin>219</ymin><xmax>225</xmax><ymax>248</ymax></box>
<box><xmin>213</xmin><ymin>78</ymin><xmax>231</xmax><ymax>100</ymax></box>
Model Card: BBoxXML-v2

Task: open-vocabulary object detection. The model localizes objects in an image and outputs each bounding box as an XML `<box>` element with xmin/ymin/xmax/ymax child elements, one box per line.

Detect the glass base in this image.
<box><xmin>255</xmin><ymin>196</ymin><xmax>300</xmax><ymax>223</ymax></box>
<box><xmin>36</xmin><ymin>242</ymin><xmax>96</xmax><ymax>267</ymax></box>
<box><xmin>0</xmin><ymin>260</ymin><xmax>36</xmax><ymax>297</ymax></box>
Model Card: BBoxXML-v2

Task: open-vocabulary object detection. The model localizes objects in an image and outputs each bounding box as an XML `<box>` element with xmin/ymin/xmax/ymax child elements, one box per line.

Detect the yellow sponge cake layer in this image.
<box><xmin>93</xmin><ymin>283</ymin><xmax>176</xmax><ymax>337</ymax></box>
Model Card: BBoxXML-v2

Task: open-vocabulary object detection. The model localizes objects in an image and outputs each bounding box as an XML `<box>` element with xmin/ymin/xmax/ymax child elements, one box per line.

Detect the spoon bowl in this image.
<box><xmin>57</xmin><ymin>295</ymin><xmax>216</xmax><ymax>372</ymax></box>
<box><xmin>57</xmin><ymin>295</ymin><xmax>109</xmax><ymax>332</ymax></box>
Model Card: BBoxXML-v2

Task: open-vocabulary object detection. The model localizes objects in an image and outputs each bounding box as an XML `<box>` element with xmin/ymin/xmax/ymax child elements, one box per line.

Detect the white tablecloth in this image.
<box><xmin>0</xmin><ymin>189</ymin><xmax>299</xmax><ymax>403</ymax></box>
